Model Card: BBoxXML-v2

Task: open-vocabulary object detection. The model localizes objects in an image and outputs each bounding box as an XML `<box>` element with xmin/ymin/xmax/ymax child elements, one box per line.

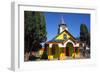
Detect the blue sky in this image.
<box><xmin>44</xmin><ymin>12</ymin><xmax>90</xmax><ymax>41</ymax></box>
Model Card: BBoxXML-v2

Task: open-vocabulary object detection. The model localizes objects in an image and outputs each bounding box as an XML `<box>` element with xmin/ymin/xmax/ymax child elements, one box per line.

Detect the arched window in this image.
<box><xmin>63</xmin><ymin>34</ymin><xmax>67</xmax><ymax>40</ymax></box>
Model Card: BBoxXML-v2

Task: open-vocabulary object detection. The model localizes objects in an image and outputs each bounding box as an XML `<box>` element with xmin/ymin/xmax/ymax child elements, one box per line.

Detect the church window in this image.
<box><xmin>63</xmin><ymin>34</ymin><xmax>67</xmax><ymax>40</ymax></box>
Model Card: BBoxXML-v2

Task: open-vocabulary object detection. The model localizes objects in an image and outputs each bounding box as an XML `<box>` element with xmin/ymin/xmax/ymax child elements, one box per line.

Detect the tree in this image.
<box><xmin>80</xmin><ymin>24</ymin><xmax>90</xmax><ymax>57</ymax></box>
<box><xmin>80</xmin><ymin>24</ymin><xmax>88</xmax><ymax>42</ymax></box>
<box><xmin>24</xmin><ymin>11</ymin><xmax>47</xmax><ymax>55</ymax></box>
<box><xmin>41</xmin><ymin>51</ymin><xmax>48</xmax><ymax>60</ymax></box>
<box><xmin>80</xmin><ymin>24</ymin><xmax>90</xmax><ymax>46</ymax></box>
<box><xmin>87</xmin><ymin>32</ymin><xmax>90</xmax><ymax>48</ymax></box>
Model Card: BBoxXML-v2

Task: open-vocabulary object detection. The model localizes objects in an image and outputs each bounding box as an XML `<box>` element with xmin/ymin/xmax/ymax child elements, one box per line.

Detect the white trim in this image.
<box><xmin>49</xmin><ymin>44</ymin><xmax>53</xmax><ymax>48</ymax></box>
<box><xmin>64</xmin><ymin>39</ymin><xmax>75</xmax><ymax>47</ymax></box>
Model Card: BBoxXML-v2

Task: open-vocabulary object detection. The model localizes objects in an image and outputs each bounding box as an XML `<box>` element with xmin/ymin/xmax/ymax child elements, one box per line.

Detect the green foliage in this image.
<box><xmin>80</xmin><ymin>24</ymin><xmax>89</xmax><ymax>41</ymax></box>
<box><xmin>29</xmin><ymin>55</ymin><xmax>40</xmax><ymax>61</ymax></box>
<box><xmin>80</xmin><ymin>24</ymin><xmax>88</xmax><ymax>34</ymax></box>
<box><xmin>52</xmin><ymin>44</ymin><xmax>59</xmax><ymax>58</ymax></box>
<box><xmin>35</xmin><ymin>12</ymin><xmax>47</xmax><ymax>42</ymax></box>
<box><xmin>80</xmin><ymin>24</ymin><xmax>90</xmax><ymax>47</ymax></box>
<box><xmin>41</xmin><ymin>51</ymin><xmax>48</xmax><ymax>60</ymax></box>
<box><xmin>24</xmin><ymin>11</ymin><xmax>47</xmax><ymax>53</ymax></box>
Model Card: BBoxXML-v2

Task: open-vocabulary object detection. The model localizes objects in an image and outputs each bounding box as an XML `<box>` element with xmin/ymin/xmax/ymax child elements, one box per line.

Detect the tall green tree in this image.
<box><xmin>80</xmin><ymin>24</ymin><xmax>90</xmax><ymax>56</ymax></box>
<box><xmin>80</xmin><ymin>24</ymin><xmax>90</xmax><ymax>46</ymax></box>
<box><xmin>80</xmin><ymin>24</ymin><xmax>88</xmax><ymax>42</ymax></box>
<box><xmin>24</xmin><ymin>11</ymin><xmax>47</xmax><ymax>54</ymax></box>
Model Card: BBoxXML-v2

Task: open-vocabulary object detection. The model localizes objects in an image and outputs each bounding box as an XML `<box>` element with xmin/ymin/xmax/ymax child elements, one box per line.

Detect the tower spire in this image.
<box><xmin>61</xmin><ymin>16</ymin><xmax>65</xmax><ymax>24</ymax></box>
<box><xmin>58</xmin><ymin>15</ymin><xmax>68</xmax><ymax>34</ymax></box>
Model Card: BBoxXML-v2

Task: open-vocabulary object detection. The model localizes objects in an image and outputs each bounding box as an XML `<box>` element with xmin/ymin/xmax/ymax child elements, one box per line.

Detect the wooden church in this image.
<box><xmin>46</xmin><ymin>16</ymin><xmax>80</xmax><ymax>60</ymax></box>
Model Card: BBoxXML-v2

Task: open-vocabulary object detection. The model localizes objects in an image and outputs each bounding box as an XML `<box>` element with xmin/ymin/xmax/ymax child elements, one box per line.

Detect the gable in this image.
<box><xmin>54</xmin><ymin>30</ymin><xmax>76</xmax><ymax>42</ymax></box>
<box><xmin>55</xmin><ymin>31</ymin><xmax>70</xmax><ymax>40</ymax></box>
<box><xmin>47</xmin><ymin>30</ymin><xmax>77</xmax><ymax>44</ymax></box>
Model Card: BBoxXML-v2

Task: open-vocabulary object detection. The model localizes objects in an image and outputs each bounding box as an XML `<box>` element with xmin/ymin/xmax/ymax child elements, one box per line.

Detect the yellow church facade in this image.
<box><xmin>46</xmin><ymin>16</ymin><xmax>80</xmax><ymax>60</ymax></box>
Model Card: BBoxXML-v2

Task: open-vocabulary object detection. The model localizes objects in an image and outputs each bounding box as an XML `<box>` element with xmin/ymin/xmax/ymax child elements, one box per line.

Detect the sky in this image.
<box><xmin>44</xmin><ymin>12</ymin><xmax>90</xmax><ymax>41</ymax></box>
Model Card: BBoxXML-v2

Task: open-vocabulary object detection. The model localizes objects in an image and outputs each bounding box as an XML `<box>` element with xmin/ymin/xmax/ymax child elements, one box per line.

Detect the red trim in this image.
<box><xmin>68</xmin><ymin>48</ymin><xmax>70</xmax><ymax>56</ymax></box>
<box><xmin>64</xmin><ymin>48</ymin><xmax>66</xmax><ymax>55</ymax></box>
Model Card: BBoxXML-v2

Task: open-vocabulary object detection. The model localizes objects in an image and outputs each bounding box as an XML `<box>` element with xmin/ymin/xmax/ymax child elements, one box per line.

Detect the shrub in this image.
<box><xmin>41</xmin><ymin>51</ymin><xmax>48</xmax><ymax>60</ymax></box>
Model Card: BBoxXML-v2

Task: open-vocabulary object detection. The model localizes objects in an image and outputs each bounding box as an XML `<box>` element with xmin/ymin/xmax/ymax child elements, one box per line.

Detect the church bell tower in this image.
<box><xmin>58</xmin><ymin>16</ymin><xmax>68</xmax><ymax>34</ymax></box>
